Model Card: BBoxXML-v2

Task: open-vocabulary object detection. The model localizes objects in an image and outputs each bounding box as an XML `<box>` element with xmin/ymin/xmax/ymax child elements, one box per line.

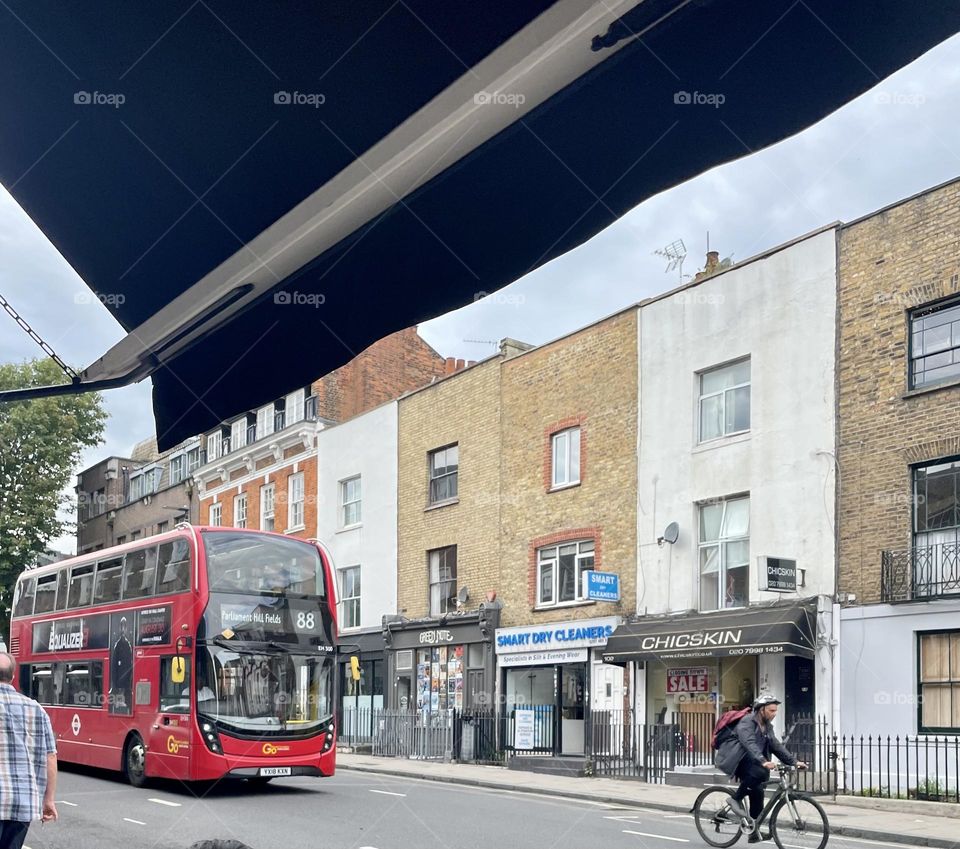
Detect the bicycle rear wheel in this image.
<box><xmin>693</xmin><ymin>786</ymin><xmax>745</xmax><ymax>848</ymax></box>
<box><xmin>770</xmin><ymin>794</ymin><xmax>829</xmax><ymax>849</ymax></box>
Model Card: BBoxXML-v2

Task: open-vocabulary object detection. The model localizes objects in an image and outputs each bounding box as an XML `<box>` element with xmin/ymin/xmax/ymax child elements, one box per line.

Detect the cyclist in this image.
<box><xmin>715</xmin><ymin>694</ymin><xmax>807</xmax><ymax>842</ymax></box>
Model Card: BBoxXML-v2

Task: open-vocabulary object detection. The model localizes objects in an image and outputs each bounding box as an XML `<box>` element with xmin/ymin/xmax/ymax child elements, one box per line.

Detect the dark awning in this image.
<box><xmin>602</xmin><ymin>601</ymin><xmax>817</xmax><ymax>664</ymax></box>
<box><xmin>1</xmin><ymin>2</ymin><xmax>957</xmax><ymax>448</ymax></box>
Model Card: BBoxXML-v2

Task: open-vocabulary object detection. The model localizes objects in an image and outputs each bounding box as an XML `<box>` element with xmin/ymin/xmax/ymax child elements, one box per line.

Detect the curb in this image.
<box><xmin>339</xmin><ymin>763</ymin><xmax>959</xmax><ymax>848</ymax></box>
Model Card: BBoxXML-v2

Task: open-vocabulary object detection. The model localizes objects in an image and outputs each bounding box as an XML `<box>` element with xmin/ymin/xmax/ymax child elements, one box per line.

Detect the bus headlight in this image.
<box><xmin>200</xmin><ymin>721</ymin><xmax>222</xmax><ymax>754</ymax></box>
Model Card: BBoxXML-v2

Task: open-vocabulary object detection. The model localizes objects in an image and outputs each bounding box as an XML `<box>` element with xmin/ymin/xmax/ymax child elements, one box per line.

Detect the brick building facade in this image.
<box><xmin>837</xmin><ymin>177</ymin><xmax>960</xmax><ymax>738</ymax></box>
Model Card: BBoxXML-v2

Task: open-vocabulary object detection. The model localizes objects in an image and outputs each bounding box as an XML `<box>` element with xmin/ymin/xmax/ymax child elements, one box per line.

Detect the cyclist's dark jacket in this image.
<box><xmin>715</xmin><ymin>711</ymin><xmax>796</xmax><ymax>777</ymax></box>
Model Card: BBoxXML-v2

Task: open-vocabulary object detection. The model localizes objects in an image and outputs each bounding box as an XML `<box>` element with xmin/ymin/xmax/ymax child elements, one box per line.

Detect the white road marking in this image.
<box><xmin>57</xmin><ymin>800</ymin><xmax>79</xmax><ymax>807</ymax></box>
<box><xmin>663</xmin><ymin>814</ymin><xmax>693</xmax><ymax>819</ymax></box>
<box><xmin>148</xmin><ymin>797</ymin><xmax>182</xmax><ymax>807</ymax></box>
<box><xmin>368</xmin><ymin>789</ymin><xmax>407</xmax><ymax>797</ymax></box>
<box><xmin>605</xmin><ymin>815</ymin><xmax>643</xmax><ymax>822</ymax></box>
<box><xmin>123</xmin><ymin>818</ymin><xmax>146</xmax><ymax>825</ymax></box>
<box><xmin>623</xmin><ymin>829</ymin><xmax>690</xmax><ymax>842</ymax></box>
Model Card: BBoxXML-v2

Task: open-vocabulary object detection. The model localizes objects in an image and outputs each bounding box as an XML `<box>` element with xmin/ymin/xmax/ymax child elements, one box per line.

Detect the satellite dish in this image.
<box><xmin>457</xmin><ymin>586</ymin><xmax>470</xmax><ymax>604</ymax></box>
<box><xmin>659</xmin><ymin>522</ymin><xmax>680</xmax><ymax>546</ymax></box>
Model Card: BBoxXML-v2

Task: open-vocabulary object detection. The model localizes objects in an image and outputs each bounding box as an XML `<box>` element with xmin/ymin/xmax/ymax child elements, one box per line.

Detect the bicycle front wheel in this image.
<box><xmin>693</xmin><ymin>786</ymin><xmax>744</xmax><ymax>848</ymax></box>
<box><xmin>770</xmin><ymin>794</ymin><xmax>829</xmax><ymax>849</ymax></box>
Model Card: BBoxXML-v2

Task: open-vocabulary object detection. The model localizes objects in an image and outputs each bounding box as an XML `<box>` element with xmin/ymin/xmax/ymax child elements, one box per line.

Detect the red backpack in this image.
<box><xmin>712</xmin><ymin>707</ymin><xmax>751</xmax><ymax>750</ymax></box>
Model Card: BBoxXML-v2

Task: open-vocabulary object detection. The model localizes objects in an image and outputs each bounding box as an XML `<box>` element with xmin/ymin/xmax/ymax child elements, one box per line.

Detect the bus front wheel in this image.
<box><xmin>124</xmin><ymin>733</ymin><xmax>148</xmax><ymax>788</ymax></box>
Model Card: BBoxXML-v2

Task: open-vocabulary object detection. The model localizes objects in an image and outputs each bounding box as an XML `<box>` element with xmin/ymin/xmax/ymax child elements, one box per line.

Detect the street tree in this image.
<box><xmin>0</xmin><ymin>359</ymin><xmax>106</xmax><ymax>636</ymax></box>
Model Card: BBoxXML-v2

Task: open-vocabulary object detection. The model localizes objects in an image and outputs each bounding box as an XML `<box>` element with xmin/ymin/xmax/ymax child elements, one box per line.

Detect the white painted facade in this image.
<box><xmin>634</xmin><ymin>227</ymin><xmax>839</xmax><ymax>734</ymax></box>
<box><xmin>316</xmin><ymin>401</ymin><xmax>399</xmax><ymax>634</ymax></box>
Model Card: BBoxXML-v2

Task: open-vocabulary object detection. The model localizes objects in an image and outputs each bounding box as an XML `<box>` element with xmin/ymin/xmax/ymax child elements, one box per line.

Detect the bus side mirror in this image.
<box><xmin>171</xmin><ymin>656</ymin><xmax>186</xmax><ymax>684</ymax></box>
<box><xmin>350</xmin><ymin>656</ymin><xmax>361</xmax><ymax>682</ymax></box>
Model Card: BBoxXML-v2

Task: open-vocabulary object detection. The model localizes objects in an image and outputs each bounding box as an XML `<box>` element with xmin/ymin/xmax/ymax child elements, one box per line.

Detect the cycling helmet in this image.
<box><xmin>753</xmin><ymin>693</ymin><xmax>781</xmax><ymax>709</ymax></box>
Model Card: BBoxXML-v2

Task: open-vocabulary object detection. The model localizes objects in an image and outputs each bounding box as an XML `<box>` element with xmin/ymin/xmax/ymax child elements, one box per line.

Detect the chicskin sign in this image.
<box><xmin>494</xmin><ymin>617</ymin><xmax>618</xmax><ymax>654</ymax></box>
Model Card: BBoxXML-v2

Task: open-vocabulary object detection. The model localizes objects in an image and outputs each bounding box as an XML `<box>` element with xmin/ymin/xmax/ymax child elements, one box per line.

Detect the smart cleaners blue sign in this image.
<box><xmin>583</xmin><ymin>570</ymin><xmax>620</xmax><ymax>602</ymax></box>
<box><xmin>495</xmin><ymin>617</ymin><xmax>618</xmax><ymax>653</ymax></box>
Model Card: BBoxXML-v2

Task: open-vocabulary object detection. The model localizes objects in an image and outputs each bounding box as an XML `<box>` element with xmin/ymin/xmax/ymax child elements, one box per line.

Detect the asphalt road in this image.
<box><xmin>21</xmin><ymin>764</ymin><xmax>915</xmax><ymax>849</ymax></box>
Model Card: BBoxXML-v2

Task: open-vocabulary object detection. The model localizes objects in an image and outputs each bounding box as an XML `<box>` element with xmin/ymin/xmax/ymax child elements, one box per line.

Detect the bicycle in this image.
<box><xmin>692</xmin><ymin>765</ymin><xmax>829</xmax><ymax>849</ymax></box>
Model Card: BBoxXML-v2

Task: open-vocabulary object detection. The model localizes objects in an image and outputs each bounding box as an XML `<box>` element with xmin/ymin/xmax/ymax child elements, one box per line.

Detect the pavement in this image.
<box><xmin>338</xmin><ymin>753</ymin><xmax>960</xmax><ymax>848</ymax></box>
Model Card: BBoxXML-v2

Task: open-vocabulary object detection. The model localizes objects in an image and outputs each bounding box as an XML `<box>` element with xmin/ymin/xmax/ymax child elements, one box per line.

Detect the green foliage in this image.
<box><xmin>0</xmin><ymin>359</ymin><xmax>106</xmax><ymax>635</ymax></box>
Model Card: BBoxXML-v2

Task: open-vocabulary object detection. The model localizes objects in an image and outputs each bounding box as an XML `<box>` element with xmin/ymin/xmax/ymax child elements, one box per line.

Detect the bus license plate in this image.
<box><xmin>259</xmin><ymin>767</ymin><xmax>292</xmax><ymax>777</ymax></box>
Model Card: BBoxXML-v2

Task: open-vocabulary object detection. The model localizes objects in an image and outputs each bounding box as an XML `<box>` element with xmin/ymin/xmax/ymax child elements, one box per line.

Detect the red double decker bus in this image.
<box><xmin>8</xmin><ymin>525</ymin><xmax>338</xmax><ymax>786</ymax></box>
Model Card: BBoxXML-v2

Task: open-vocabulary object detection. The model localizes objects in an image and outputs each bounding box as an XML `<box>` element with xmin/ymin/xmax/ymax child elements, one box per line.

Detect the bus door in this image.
<box><xmin>147</xmin><ymin>656</ymin><xmax>193</xmax><ymax>780</ymax></box>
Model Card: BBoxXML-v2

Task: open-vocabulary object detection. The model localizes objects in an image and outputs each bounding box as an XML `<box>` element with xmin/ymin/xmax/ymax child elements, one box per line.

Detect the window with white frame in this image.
<box><xmin>537</xmin><ymin>539</ymin><xmax>594</xmax><ymax>606</ymax></box>
<box><xmin>428</xmin><ymin>445</ymin><xmax>459</xmax><ymax>504</ymax></box>
<box><xmin>341</xmin><ymin>476</ymin><xmax>361</xmax><ymax>527</ymax></box>
<box><xmin>699</xmin><ymin>496</ymin><xmax>750</xmax><ymax>611</ymax></box>
<box><xmin>128</xmin><ymin>472</ymin><xmax>144</xmax><ymax>502</ymax></box>
<box><xmin>339</xmin><ymin>566</ymin><xmax>361</xmax><ymax>629</ymax></box>
<box><xmin>910</xmin><ymin>297</ymin><xmax>960</xmax><ymax>390</ymax></box>
<box><xmin>286</xmin><ymin>389</ymin><xmax>305</xmax><ymax>426</ymax></box>
<box><xmin>261</xmin><ymin>483</ymin><xmax>275</xmax><ymax>531</ymax></box>
<box><xmin>169</xmin><ymin>454</ymin><xmax>185</xmax><ymax>485</ymax></box>
<box><xmin>256</xmin><ymin>405</ymin><xmax>275</xmax><ymax>440</ymax></box>
<box><xmin>551</xmin><ymin>427</ymin><xmax>581</xmax><ymax>487</ymax></box>
<box><xmin>230</xmin><ymin>417</ymin><xmax>247</xmax><ymax>452</ymax></box>
<box><xmin>234</xmin><ymin>494</ymin><xmax>247</xmax><ymax>529</ymax></box>
<box><xmin>207</xmin><ymin>431</ymin><xmax>223</xmax><ymax>461</ymax></box>
<box><xmin>186</xmin><ymin>446</ymin><xmax>202</xmax><ymax>473</ymax></box>
<box><xmin>428</xmin><ymin>546</ymin><xmax>457</xmax><ymax>615</ymax></box>
<box><xmin>209</xmin><ymin>503</ymin><xmax>222</xmax><ymax>527</ymax></box>
<box><xmin>698</xmin><ymin>359</ymin><xmax>751</xmax><ymax>442</ymax></box>
<box><xmin>288</xmin><ymin>473</ymin><xmax>305</xmax><ymax>530</ymax></box>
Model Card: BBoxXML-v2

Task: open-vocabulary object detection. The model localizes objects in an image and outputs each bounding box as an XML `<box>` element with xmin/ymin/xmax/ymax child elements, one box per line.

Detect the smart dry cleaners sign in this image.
<box><xmin>495</xmin><ymin>617</ymin><xmax>617</xmax><ymax>652</ymax></box>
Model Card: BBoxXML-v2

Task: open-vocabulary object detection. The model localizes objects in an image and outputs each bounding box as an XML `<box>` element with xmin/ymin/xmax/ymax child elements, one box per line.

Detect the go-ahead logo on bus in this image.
<box><xmin>167</xmin><ymin>735</ymin><xmax>189</xmax><ymax>754</ymax></box>
<box><xmin>262</xmin><ymin>743</ymin><xmax>291</xmax><ymax>756</ymax></box>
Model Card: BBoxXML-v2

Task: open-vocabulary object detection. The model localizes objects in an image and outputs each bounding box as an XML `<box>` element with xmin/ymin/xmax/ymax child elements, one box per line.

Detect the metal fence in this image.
<box><xmin>339</xmin><ymin>708</ymin><xmax>503</xmax><ymax>764</ymax></box>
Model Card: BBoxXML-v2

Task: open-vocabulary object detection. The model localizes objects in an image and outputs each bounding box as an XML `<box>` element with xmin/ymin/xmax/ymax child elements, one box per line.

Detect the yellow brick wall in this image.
<box><xmin>838</xmin><ymin>178</ymin><xmax>960</xmax><ymax>603</ymax></box>
<box><xmin>396</xmin><ymin>360</ymin><xmax>503</xmax><ymax>617</ymax></box>
<box><xmin>498</xmin><ymin>310</ymin><xmax>638</xmax><ymax>627</ymax></box>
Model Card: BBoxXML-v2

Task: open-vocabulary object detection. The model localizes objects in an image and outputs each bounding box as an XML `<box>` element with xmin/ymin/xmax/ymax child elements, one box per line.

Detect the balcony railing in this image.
<box><xmin>206</xmin><ymin>395</ymin><xmax>318</xmax><ymax>462</ymax></box>
<box><xmin>881</xmin><ymin>541</ymin><xmax>960</xmax><ymax>602</ymax></box>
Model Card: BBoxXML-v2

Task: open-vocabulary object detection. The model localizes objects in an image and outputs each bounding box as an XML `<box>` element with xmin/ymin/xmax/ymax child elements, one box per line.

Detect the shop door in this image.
<box><xmin>783</xmin><ymin>657</ymin><xmax>814</xmax><ymax>757</ymax></box>
<box><xmin>559</xmin><ymin>665</ymin><xmax>585</xmax><ymax>755</ymax></box>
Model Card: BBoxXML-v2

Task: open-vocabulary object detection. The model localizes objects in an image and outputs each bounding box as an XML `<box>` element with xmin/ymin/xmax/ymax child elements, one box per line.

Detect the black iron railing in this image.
<box><xmin>882</xmin><ymin>542</ymin><xmax>960</xmax><ymax>601</ymax></box>
<box><xmin>203</xmin><ymin>396</ymin><xmax>319</xmax><ymax>462</ymax></box>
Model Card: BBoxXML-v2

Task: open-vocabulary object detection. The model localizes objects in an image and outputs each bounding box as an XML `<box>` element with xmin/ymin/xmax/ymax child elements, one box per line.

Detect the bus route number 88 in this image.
<box><xmin>295</xmin><ymin>611</ymin><xmax>317</xmax><ymax>631</ymax></box>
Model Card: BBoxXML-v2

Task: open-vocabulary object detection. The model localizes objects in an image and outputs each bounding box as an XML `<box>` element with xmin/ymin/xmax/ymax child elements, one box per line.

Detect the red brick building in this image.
<box><xmin>195</xmin><ymin>327</ymin><xmax>452</xmax><ymax>537</ymax></box>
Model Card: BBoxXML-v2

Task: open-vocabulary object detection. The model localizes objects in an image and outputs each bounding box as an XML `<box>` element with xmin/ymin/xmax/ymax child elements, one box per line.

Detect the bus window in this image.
<box><xmin>67</xmin><ymin>564</ymin><xmax>95</xmax><ymax>608</ymax></box>
<box><xmin>64</xmin><ymin>662</ymin><xmax>100</xmax><ymax>707</ymax></box>
<box><xmin>159</xmin><ymin>657</ymin><xmax>191</xmax><ymax>714</ymax></box>
<box><xmin>156</xmin><ymin>540</ymin><xmax>190</xmax><ymax>594</ymax></box>
<box><xmin>13</xmin><ymin>578</ymin><xmax>36</xmax><ymax>618</ymax></box>
<box><xmin>94</xmin><ymin>558</ymin><xmax>123</xmax><ymax>604</ymax></box>
<box><xmin>56</xmin><ymin>569</ymin><xmax>68</xmax><ymax>610</ymax></box>
<box><xmin>122</xmin><ymin>547</ymin><xmax>157</xmax><ymax>599</ymax></box>
<box><xmin>29</xmin><ymin>664</ymin><xmax>55</xmax><ymax>705</ymax></box>
<box><xmin>33</xmin><ymin>574</ymin><xmax>58</xmax><ymax>614</ymax></box>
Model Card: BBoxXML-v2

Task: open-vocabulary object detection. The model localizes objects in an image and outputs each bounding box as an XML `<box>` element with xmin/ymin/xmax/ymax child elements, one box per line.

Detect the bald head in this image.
<box><xmin>0</xmin><ymin>653</ymin><xmax>15</xmax><ymax>683</ymax></box>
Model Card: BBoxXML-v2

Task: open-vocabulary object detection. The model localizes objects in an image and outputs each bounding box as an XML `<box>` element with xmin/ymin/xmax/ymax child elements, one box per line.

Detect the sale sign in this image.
<box><xmin>666</xmin><ymin>666</ymin><xmax>710</xmax><ymax>694</ymax></box>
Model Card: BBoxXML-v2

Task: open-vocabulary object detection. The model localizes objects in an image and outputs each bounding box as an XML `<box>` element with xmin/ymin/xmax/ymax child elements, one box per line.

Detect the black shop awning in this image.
<box><xmin>602</xmin><ymin>601</ymin><xmax>817</xmax><ymax>664</ymax></box>
<box><xmin>1</xmin><ymin>2</ymin><xmax>958</xmax><ymax>449</ymax></box>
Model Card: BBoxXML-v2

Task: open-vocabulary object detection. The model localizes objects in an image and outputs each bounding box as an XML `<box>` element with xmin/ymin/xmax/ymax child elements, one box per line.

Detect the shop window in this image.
<box><xmin>699</xmin><ymin>496</ymin><xmax>750</xmax><ymax>611</ymax></box>
<box><xmin>919</xmin><ymin>630</ymin><xmax>960</xmax><ymax>732</ymax></box>
<box><xmin>537</xmin><ymin>539</ymin><xmax>594</xmax><ymax>607</ymax></box>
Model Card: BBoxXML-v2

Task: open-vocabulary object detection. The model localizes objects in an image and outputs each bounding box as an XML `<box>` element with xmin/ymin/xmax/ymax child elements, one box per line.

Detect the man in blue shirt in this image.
<box><xmin>0</xmin><ymin>653</ymin><xmax>58</xmax><ymax>848</ymax></box>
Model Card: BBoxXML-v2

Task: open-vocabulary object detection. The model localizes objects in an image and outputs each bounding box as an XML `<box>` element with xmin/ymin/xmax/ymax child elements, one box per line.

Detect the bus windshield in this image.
<box><xmin>196</xmin><ymin>645</ymin><xmax>333</xmax><ymax>734</ymax></box>
<box><xmin>202</xmin><ymin>531</ymin><xmax>325</xmax><ymax>598</ymax></box>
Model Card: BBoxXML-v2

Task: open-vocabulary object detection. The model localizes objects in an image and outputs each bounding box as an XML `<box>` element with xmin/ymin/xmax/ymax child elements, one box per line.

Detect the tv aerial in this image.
<box><xmin>653</xmin><ymin>239</ymin><xmax>687</xmax><ymax>283</ymax></box>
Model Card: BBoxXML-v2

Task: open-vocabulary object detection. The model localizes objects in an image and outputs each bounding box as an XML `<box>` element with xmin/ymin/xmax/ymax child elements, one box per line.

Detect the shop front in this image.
<box><xmin>495</xmin><ymin>616</ymin><xmax>619</xmax><ymax>756</ymax></box>
<box><xmin>337</xmin><ymin>629</ymin><xmax>386</xmax><ymax>741</ymax></box>
<box><xmin>382</xmin><ymin>606</ymin><xmax>499</xmax><ymax>713</ymax></box>
<box><xmin>603</xmin><ymin>600</ymin><xmax>820</xmax><ymax>752</ymax></box>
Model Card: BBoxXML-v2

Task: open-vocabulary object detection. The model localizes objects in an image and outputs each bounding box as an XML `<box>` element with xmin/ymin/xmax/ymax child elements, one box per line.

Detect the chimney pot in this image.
<box><xmin>705</xmin><ymin>250</ymin><xmax>720</xmax><ymax>271</ymax></box>
<box><xmin>455</xmin><ymin>358</ymin><xmax>466</xmax><ymax>370</ymax></box>
<box><xmin>444</xmin><ymin>357</ymin><xmax>457</xmax><ymax>374</ymax></box>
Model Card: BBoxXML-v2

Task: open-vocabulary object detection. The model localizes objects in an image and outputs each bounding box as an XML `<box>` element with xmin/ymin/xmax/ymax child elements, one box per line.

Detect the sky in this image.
<box><xmin>3</xmin><ymin>33</ymin><xmax>960</xmax><ymax>555</ymax></box>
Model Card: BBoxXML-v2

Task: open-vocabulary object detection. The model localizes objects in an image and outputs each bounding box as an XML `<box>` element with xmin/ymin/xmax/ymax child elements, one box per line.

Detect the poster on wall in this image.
<box><xmin>108</xmin><ymin>613</ymin><xmax>134</xmax><ymax>715</ymax></box>
<box><xmin>514</xmin><ymin>709</ymin><xmax>536</xmax><ymax>750</ymax></box>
